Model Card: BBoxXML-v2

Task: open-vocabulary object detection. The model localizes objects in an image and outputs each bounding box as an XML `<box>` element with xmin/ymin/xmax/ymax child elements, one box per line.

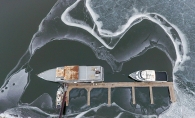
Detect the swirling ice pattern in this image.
<box><xmin>1</xmin><ymin>0</ymin><xmax>195</xmax><ymax>118</ymax></box>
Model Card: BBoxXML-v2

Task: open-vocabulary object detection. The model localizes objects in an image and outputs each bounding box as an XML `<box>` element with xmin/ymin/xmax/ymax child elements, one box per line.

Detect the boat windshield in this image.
<box><xmin>140</xmin><ymin>71</ymin><xmax>147</xmax><ymax>79</ymax></box>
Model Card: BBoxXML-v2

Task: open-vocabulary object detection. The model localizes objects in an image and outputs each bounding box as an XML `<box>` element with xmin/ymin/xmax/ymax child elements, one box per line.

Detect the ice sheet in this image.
<box><xmin>1</xmin><ymin>0</ymin><xmax>195</xmax><ymax>117</ymax></box>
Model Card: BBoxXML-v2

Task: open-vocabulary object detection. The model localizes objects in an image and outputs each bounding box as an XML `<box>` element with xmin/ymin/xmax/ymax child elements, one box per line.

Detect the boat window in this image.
<box><xmin>95</xmin><ymin>70</ymin><xmax>101</xmax><ymax>74</ymax></box>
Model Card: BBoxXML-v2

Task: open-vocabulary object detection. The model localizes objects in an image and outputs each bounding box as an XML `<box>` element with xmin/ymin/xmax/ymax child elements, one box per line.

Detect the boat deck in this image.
<box><xmin>64</xmin><ymin>82</ymin><xmax>176</xmax><ymax>106</ymax></box>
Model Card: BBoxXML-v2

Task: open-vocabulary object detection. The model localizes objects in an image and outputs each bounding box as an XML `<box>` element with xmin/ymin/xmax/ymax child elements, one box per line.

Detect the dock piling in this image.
<box><xmin>108</xmin><ymin>87</ymin><xmax>111</xmax><ymax>105</ymax></box>
<box><xmin>132</xmin><ymin>87</ymin><xmax>136</xmax><ymax>104</ymax></box>
<box><xmin>169</xmin><ymin>86</ymin><xmax>176</xmax><ymax>102</ymax></box>
<box><xmin>86</xmin><ymin>88</ymin><xmax>92</xmax><ymax>105</ymax></box>
<box><xmin>149</xmin><ymin>86</ymin><xmax>154</xmax><ymax>104</ymax></box>
<box><xmin>66</xmin><ymin>88</ymin><xmax>71</xmax><ymax>106</ymax></box>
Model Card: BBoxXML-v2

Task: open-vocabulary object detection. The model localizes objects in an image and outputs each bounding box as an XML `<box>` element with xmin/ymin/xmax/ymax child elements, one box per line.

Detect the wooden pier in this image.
<box><xmin>65</xmin><ymin>82</ymin><xmax>176</xmax><ymax>106</ymax></box>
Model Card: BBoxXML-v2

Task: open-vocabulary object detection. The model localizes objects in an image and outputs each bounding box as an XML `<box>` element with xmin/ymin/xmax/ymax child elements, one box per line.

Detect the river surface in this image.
<box><xmin>0</xmin><ymin>0</ymin><xmax>195</xmax><ymax>118</ymax></box>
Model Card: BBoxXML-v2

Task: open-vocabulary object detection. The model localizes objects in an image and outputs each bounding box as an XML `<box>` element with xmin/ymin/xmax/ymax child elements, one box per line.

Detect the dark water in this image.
<box><xmin>0</xmin><ymin>0</ymin><xmax>57</xmax><ymax>85</ymax></box>
<box><xmin>0</xmin><ymin>0</ymin><xmax>194</xmax><ymax>118</ymax></box>
<box><xmin>20</xmin><ymin>40</ymin><xmax>172</xmax><ymax>116</ymax></box>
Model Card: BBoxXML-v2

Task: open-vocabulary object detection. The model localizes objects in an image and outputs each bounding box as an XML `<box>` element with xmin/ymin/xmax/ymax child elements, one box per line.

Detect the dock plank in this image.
<box><xmin>67</xmin><ymin>82</ymin><xmax>173</xmax><ymax>88</ymax></box>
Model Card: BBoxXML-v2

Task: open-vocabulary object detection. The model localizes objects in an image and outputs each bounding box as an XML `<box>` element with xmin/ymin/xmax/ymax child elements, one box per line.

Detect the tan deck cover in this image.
<box><xmin>64</xmin><ymin>66</ymin><xmax>79</xmax><ymax>80</ymax></box>
<box><xmin>56</xmin><ymin>68</ymin><xmax>65</xmax><ymax>78</ymax></box>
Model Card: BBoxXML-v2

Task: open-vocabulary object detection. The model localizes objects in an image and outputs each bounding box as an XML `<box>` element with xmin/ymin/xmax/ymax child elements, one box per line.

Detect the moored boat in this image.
<box><xmin>56</xmin><ymin>86</ymin><xmax>64</xmax><ymax>109</ymax></box>
<box><xmin>38</xmin><ymin>66</ymin><xmax>104</xmax><ymax>83</ymax></box>
<box><xmin>129</xmin><ymin>70</ymin><xmax>168</xmax><ymax>82</ymax></box>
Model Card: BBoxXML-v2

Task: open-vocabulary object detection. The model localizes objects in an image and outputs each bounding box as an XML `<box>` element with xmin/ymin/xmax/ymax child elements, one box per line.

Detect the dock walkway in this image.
<box><xmin>65</xmin><ymin>82</ymin><xmax>176</xmax><ymax>106</ymax></box>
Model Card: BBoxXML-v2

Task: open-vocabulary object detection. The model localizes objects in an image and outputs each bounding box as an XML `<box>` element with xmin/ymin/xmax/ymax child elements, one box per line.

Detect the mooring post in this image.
<box><xmin>108</xmin><ymin>87</ymin><xmax>111</xmax><ymax>106</ymax></box>
<box><xmin>86</xmin><ymin>88</ymin><xmax>92</xmax><ymax>106</ymax></box>
<box><xmin>169</xmin><ymin>85</ymin><xmax>176</xmax><ymax>102</ymax></box>
<box><xmin>149</xmin><ymin>86</ymin><xmax>154</xmax><ymax>104</ymax></box>
<box><xmin>132</xmin><ymin>87</ymin><xmax>136</xmax><ymax>104</ymax></box>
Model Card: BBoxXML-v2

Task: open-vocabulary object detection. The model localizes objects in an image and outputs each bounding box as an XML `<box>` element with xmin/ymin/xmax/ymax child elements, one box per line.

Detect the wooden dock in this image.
<box><xmin>65</xmin><ymin>82</ymin><xmax>176</xmax><ymax>106</ymax></box>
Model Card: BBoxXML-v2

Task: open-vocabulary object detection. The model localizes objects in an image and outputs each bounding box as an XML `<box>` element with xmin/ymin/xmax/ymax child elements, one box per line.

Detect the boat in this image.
<box><xmin>129</xmin><ymin>70</ymin><xmax>168</xmax><ymax>82</ymax></box>
<box><xmin>38</xmin><ymin>65</ymin><xmax>104</xmax><ymax>83</ymax></box>
<box><xmin>56</xmin><ymin>86</ymin><xmax>64</xmax><ymax>109</ymax></box>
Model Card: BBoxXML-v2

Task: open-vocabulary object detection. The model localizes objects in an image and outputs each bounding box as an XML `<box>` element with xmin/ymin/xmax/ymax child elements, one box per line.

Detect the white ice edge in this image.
<box><xmin>61</xmin><ymin>0</ymin><xmax>189</xmax><ymax>64</ymax></box>
<box><xmin>0</xmin><ymin>106</ymin><xmax>58</xmax><ymax>118</ymax></box>
<box><xmin>75</xmin><ymin>102</ymin><xmax>158</xmax><ymax>118</ymax></box>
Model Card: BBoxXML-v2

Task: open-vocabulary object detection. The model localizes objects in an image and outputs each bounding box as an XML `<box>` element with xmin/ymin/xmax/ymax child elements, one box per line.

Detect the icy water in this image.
<box><xmin>0</xmin><ymin>0</ymin><xmax>195</xmax><ymax>118</ymax></box>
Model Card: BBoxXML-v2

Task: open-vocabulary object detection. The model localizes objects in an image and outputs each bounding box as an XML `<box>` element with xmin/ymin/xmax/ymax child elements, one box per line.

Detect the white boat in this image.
<box><xmin>129</xmin><ymin>70</ymin><xmax>168</xmax><ymax>82</ymax></box>
<box><xmin>38</xmin><ymin>66</ymin><xmax>104</xmax><ymax>83</ymax></box>
<box><xmin>56</xmin><ymin>86</ymin><xmax>64</xmax><ymax>109</ymax></box>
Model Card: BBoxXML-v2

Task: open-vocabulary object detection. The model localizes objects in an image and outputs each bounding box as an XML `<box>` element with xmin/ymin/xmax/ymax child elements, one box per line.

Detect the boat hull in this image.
<box><xmin>56</xmin><ymin>87</ymin><xmax>64</xmax><ymax>109</ymax></box>
<box><xmin>129</xmin><ymin>70</ymin><xmax>168</xmax><ymax>82</ymax></box>
<box><xmin>38</xmin><ymin>66</ymin><xmax>104</xmax><ymax>83</ymax></box>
